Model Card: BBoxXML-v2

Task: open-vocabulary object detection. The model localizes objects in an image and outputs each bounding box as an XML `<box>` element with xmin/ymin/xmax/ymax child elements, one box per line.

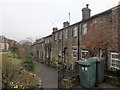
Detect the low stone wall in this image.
<box><xmin>105</xmin><ymin>75</ymin><xmax>120</xmax><ymax>87</ymax></box>
<box><xmin>61</xmin><ymin>77</ymin><xmax>79</xmax><ymax>88</ymax></box>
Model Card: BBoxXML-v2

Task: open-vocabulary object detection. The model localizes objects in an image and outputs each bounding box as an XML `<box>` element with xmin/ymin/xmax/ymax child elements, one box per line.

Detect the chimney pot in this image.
<box><xmin>63</xmin><ymin>21</ymin><xmax>70</xmax><ymax>28</ymax></box>
<box><xmin>52</xmin><ymin>27</ymin><xmax>58</xmax><ymax>32</ymax></box>
<box><xmin>86</xmin><ymin>4</ymin><xmax>89</xmax><ymax>8</ymax></box>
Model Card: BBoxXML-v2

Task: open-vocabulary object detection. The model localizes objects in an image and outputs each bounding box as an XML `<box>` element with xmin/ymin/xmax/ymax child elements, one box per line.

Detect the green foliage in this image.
<box><xmin>7</xmin><ymin>53</ymin><xmax>17</xmax><ymax>58</ymax></box>
<box><xmin>6</xmin><ymin>53</ymin><xmax>22</xmax><ymax>68</ymax></box>
<box><xmin>49</xmin><ymin>60</ymin><xmax>58</xmax><ymax>68</ymax></box>
<box><xmin>33</xmin><ymin>68</ymin><xmax>41</xmax><ymax>74</ymax></box>
<box><xmin>2</xmin><ymin>55</ymin><xmax>20</xmax><ymax>88</ymax></box>
<box><xmin>9</xmin><ymin>46</ymin><xmax>18</xmax><ymax>53</ymax></box>
<box><xmin>2</xmin><ymin>54</ymin><xmax>42</xmax><ymax>89</ymax></box>
<box><xmin>58</xmin><ymin>60</ymin><xmax>63</xmax><ymax>64</ymax></box>
<box><xmin>22</xmin><ymin>55</ymin><xmax>35</xmax><ymax>71</ymax></box>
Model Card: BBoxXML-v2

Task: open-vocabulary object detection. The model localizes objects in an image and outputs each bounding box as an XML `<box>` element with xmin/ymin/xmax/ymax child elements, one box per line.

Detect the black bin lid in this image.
<box><xmin>92</xmin><ymin>57</ymin><xmax>105</xmax><ymax>62</ymax></box>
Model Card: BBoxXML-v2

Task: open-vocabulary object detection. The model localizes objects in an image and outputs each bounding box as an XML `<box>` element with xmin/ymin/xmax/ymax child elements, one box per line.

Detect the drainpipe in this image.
<box><xmin>78</xmin><ymin>23</ymin><xmax>82</xmax><ymax>61</ymax></box>
<box><xmin>80</xmin><ymin>24</ymin><xmax>82</xmax><ymax>60</ymax></box>
<box><xmin>62</xmin><ymin>30</ymin><xmax>64</xmax><ymax>63</ymax></box>
<box><xmin>78</xmin><ymin>23</ymin><xmax>80</xmax><ymax>61</ymax></box>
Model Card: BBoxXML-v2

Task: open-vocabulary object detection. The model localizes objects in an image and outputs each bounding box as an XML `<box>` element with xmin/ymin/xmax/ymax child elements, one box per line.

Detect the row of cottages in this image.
<box><xmin>32</xmin><ymin>4</ymin><xmax>120</xmax><ymax>70</ymax></box>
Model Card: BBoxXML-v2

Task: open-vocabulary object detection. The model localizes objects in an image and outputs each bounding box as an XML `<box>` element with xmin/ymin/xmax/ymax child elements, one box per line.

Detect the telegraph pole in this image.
<box><xmin>69</xmin><ymin>12</ymin><xmax>70</xmax><ymax>25</ymax></box>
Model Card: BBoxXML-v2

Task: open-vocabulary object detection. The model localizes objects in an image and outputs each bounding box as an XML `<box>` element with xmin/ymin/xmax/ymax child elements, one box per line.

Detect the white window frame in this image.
<box><xmin>55</xmin><ymin>33</ymin><xmax>58</xmax><ymax>40</ymax></box>
<box><xmin>81</xmin><ymin>49</ymin><xmax>88</xmax><ymax>59</ymax></box>
<box><xmin>73</xmin><ymin>27</ymin><xmax>78</xmax><ymax>37</ymax></box>
<box><xmin>59</xmin><ymin>31</ymin><xmax>62</xmax><ymax>39</ymax></box>
<box><xmin>58</xmin><ymin>49</ymin><xmax>62</xmax><ymax>56</ymax></box>
<box><xmin>110</xmin><ymin>52</ymin><xmax>120</xmax><ymax>69</ymax></box>
<box><xmin>82</xmin><ymin>23</ymin><xmax>87</xmax><ymax>35</ymax></box>
<box><xmin>64</xmin><ymin>29</ymin><xmax>68</xmax><ymax>38</ymax></box>
<box><xmin>39</xmin><ymin>51</ymin><xmax>41</xmax><ymax>58</ymax></box>
<box><xmin>73</xmin><ymin>48</ymin><xmax>77</xmax><ymax>58</ymax></box>
<box><xmin>47</xmin><ymin>39</ymin><xmax>49</xmax><ymax>43</ymax></box>
<box><xmin>45</xmin><ymin>39</ymin><xmax>49</xmax><ymax>43</ymax></box>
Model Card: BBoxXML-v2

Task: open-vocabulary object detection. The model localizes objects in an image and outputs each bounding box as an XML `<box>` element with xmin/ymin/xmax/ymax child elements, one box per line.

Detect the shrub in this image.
<box><xmin>2</xmin><ymin>54</ymin><xmax>42</xmax><ymax>89</ymax></box>
<box><xmin>22</xmin><ymin>55</ymin><xmax>35</xmax><ymax>71</ymax></box>
<box><xmin>2</xmin><ymin>55</ymin><xmax>20</xmax><ymax>88</ymax></box>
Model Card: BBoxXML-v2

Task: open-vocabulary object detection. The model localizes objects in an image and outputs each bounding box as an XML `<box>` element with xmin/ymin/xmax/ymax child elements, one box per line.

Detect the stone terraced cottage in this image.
<box><xmin>32</xmin><ymin>4</ymin><xmax>120</xmax><ymax>70</ymax></box>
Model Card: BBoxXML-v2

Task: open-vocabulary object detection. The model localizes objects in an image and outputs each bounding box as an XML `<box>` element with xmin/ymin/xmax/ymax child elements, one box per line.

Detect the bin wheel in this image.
<box><xmin>95</xmin><ymin>82</ymin><xmax>98</xmax><ymax>87</ymax></box>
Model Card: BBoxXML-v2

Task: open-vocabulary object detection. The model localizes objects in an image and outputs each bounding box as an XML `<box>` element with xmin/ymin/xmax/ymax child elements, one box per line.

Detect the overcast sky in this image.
<box><xmin>0</xmin><ymin>0</ymin><xmax>119</xmax><ymax>42</ymax></box>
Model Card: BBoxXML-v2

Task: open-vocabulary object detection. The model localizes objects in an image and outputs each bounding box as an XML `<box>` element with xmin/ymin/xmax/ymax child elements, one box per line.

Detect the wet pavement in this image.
<box><xmin>35</xmin><ymin>62</ymin><xmax>119</xmax><ymax>89</ymax></box>
<box><xmin>35</xmin><ymin>63</ymin><xmax>58</xmax><ymax>88</ymax></box>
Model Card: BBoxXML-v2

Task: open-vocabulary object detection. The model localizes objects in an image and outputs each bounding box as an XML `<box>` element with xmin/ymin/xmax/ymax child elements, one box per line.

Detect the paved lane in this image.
<box><xmin>36</xmin><ymin>63</ymin><xmax>58</xmax><ymax>88</ymax></box>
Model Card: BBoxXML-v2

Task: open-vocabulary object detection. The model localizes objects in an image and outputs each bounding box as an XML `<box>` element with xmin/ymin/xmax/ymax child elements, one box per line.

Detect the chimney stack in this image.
<box><xmin>82</xmin><ymin>4</ymin><xmax>91</xmax><ymax>20</ymax></box>
<box><xmin>63</xmin><ymin>21</ymin><xmax>70</xmax><ymax>28</ymax></box>
<box><xmin>52</xmin><ymin>27</ymin><xmax>58</xmax><ymax>32</ymax></box>
<box><xmin>86</xmin><ymin>4</ymin><xmax>89</xmax><ymax>8</ymax></box>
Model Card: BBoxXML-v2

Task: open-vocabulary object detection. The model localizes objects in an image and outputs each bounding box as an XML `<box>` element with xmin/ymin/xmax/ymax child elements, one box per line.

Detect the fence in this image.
<box><xmin>58</xmin><ymin>62</ymin><xmax>120</xmax><ymax>88</ymax></box>
<box><xmin>104</xmin><ymin>66</ymin><xmax>120</xmax><ymax>86</ymax></box>
<box><xmin>58</xmin><ymin>64</ymin><xmax>79</xmax><ymax>88</ymax></box>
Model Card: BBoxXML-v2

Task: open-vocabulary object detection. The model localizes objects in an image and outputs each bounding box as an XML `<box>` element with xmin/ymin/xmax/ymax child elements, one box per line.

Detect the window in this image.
<box><xmin>59</xmin><ymin>31</ymin><xmax>62</xmax><ymax>39</ymax></box>
<box><xmin>46</xmin><ymin>51</ymin><xmax>49</xmax><ymax>58</ymax></box>
<box><xmin>82</xmin><ymin>23</ymin><xmax>87</xmax><ymax>35</ymax></box>
<box><xmin>73</xmin><ymin>27</ymin><xmax>78</xmax><ymax>37</ymax></box>
<box><xmin>64</xmin><ymin>29</ymin><xmax>68</xmax><ymax>38</ymax></box>
<box><xmin>48</xmin><ymin>39</ymin><xmax>49</xmax><ymax>43</ymax></box>
<box><xmin>58</xmin><ymin>49</ymin><xmax>62</xmax><ymax>56</ymax></box>
<box><xmin>37</xmin><ymin>51</ymin><xmax>39</xmax><ymax>58</ymax></box>
<box><xmin>110</xmin><ymin>52</ymin><xmax>120</xmax><ymax>69</ymax></box>
<box><xmin>39</xmin><ymin>51</ymin><xmax>41</xmax><ymax>58</ymax></box>
<box><xmin>81</xmin><ymin>49</ymin><xmax>88</xmax><ymax>59</ymax></box>
<box><xmin>73</xmin><ymin>48</ymin><xmax>77</xmax><ymax>58</ymax></box>
<box><xmin>45</xmin><ymin>39</ymin><xmax>49</xmax><ymax>43</ymax></box>
<box><xmin>54</xmin><ymin>33</ymin><xmax>58</xmax><ymax>40</ymax></box>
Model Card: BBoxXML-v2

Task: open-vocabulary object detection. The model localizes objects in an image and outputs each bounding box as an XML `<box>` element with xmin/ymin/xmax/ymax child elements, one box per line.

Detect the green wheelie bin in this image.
<box><xmin>76</xmin><ymin>58</ymin><xmax>96</xmax><ymax>88</ymax></box>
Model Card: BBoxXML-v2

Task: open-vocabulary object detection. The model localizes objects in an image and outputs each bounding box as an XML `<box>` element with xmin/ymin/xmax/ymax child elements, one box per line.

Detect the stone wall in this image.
<box><xmin>32</xmin><ymin>5</ymin><xmax>120</xmax><ymax>68</ymax></box>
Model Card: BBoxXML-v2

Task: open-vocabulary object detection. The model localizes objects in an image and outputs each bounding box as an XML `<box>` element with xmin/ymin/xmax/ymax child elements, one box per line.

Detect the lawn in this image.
<box><xmin>7</xmin><ymin>53</ymin><xmax>17</xmax><ymax>58</ymax></box>
<box><xmin>6</xmin><ymin>53</ymin><xmax>23</xmax><ymax>69</ymax></box>
<box><xmin>11</xmin><ymin>58</ymin><xmax>22</xmax><ymax>65</ymax></box>
<box><xmin>6</xmin><ymin>53</ymin><xmax>41</xmax><ymax>74</ymax></box>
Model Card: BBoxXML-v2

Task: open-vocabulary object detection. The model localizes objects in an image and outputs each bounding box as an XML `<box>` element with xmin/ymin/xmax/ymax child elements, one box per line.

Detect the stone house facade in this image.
<box><xmin>32</xmin><ymin>38</ymin><xmax>45</xmax><ymax>62</ymax></box>
<box><xmin>81</xmin><ymin>5</ymin><xmax>119</xmax><ymax>69</ymax></box>
<box><xmin>0</xmin><ymin>35</ymin><xmax>9</xmax><ymax>52</ymax></box>
<box><xmin>33</xmin><ymin>4</ymin><xmax>120</xmax><ymax>69</ymax></box>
